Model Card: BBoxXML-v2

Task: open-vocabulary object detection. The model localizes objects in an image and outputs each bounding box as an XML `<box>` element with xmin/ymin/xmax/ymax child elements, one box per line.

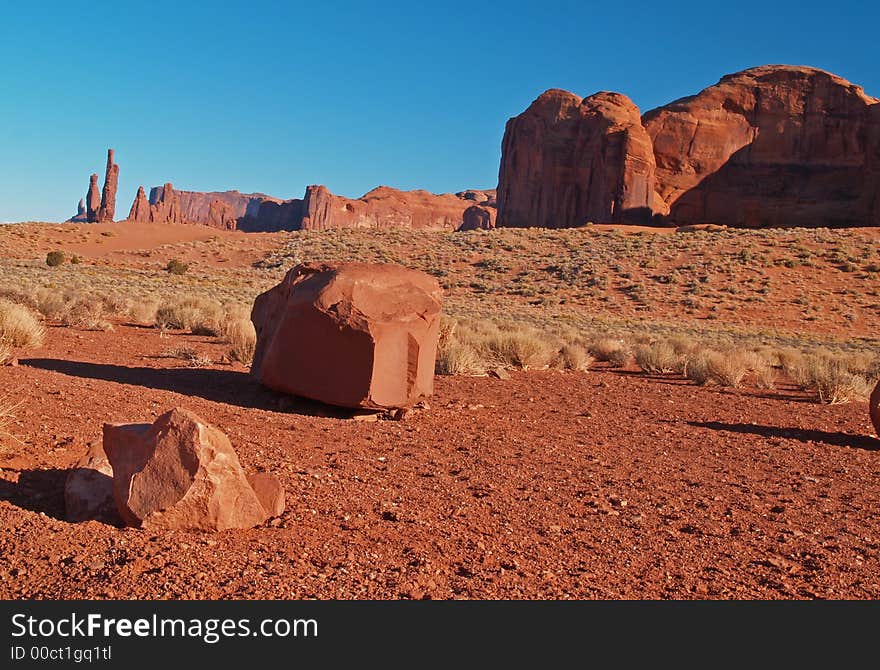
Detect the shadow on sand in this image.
<box><xmin>0</xmin><ymin>468</ymin><xmax>68</xmax><ymax>520</ymax></box>
<box><xmin>689</xmin><ymin>421</ymin><xmax>880</xmax><ymax>452</ymax></box>
<box><xmin>20</xmin><ymin>358</ymin><xmax>357</xmax><ymax>418</ymax></box>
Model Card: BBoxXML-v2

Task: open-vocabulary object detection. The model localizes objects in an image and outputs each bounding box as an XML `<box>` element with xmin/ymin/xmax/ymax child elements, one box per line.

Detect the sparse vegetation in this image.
<box><xmin>165</xmin><ymin>258</ymin><xmax>189</xmax><ymax>275</ymax></box>
<box><xmin>0</xmin><ymin>299</ymin><xmax>44</xmax><ymax>348</ymax></box>
<box><xmin>0</xmin><ymin>223</ymin><xmax>878</xmax><ymax>401</ymax></box>
<box><xmin>161</xmin><ymin>346</ymin><xmax>212</xmax><ymax>367</ymax></box>
<box><xmin>45</xmin><ymin>250</ymin><xmax>65</xmax><ymax>267</ymax></box>
<box><xmin>589</xmin><ymin>338</ymin><xmax>631</xmax><ymax>367</ymax></box>
<box><xmin>0</xmin><ymin>393</ymin><xmax>21</xmax><ymax>451</ymax></box>
<box><xmin>156</xmin><ymin>296</ymin><xmax>223</xmax><ymax>335</ymax></box>
<box><xmin>223</xmin><ymin>316</ymin><xmax>257</xmax><ymax>365</ymax></box>
<box><xmin>634</xmin><ymin>341</ymin><xmax>680</xmax><ymax>374</ymax></box>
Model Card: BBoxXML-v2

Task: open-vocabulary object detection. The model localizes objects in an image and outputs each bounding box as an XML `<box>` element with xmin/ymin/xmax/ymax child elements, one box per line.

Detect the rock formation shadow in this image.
<box><xmin>658</xmin><ymin>143</ymin><xmax>867</xmax><ymax>229</ymax></box>
<box><xmin>21</xmin><ymin>358</ymin><xmax>356</xmax><ymax>418</ymax></box>
<box><xmin>0</xmin><ymin>468</ymin><xmax>68</xmax><ymax>520</ymax></box>
<box><xmin>689</xmin><ymin>421</ymin><xmax>880</xmax><ymax>451</ymax></box>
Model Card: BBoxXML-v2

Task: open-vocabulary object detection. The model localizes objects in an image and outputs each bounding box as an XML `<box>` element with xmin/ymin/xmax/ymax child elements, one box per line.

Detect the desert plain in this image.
<box><xmin>1</xmin><ymin>218</ymin><xmax>879</xmax><ymax>599</ymax></box>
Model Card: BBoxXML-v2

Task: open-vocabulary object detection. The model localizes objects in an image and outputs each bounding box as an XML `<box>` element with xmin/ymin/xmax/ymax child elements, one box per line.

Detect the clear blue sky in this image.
<box><xmin>1</xmin><ymin>0</ymin><xmax>877</xmax><ymax>222</ymax></box>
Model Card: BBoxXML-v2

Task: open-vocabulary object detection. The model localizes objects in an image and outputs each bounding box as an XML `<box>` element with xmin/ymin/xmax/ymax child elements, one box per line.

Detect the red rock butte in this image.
<box><xmin>68</xmin><ymin>65</ymin><xmax>879</xmax><ymax>231</ymax></box>
<box><xmin>497</xmin><ymin>65</ymin><xmax>880</xmax><ymax>229</ymax></box>
<box><xmin>123</xmin><ymin>183</ymin><xmax>497</xmax><ymax>232</ymax></box>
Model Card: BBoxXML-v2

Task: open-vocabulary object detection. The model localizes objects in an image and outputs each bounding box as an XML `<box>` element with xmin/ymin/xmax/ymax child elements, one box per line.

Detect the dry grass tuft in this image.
<box><xmin>156</xmin><ymin>297</ymin><xmax>224</xmax><ymax>335</ymax></box>
<box><xmin>436</xmin><ymin>339</ymin><xmax>486</xmax><ymax>375</ymax></box>
<box><xmin>634</xmin><ymin>341</ymin><xmax>680</xmax><ymax>374</ymax></box>
<box><xmin>553</xmin><ymin>343</ymin><xmax>594</xmax><ymax>371</ymax></box>
<box><xmin>801</xmin><ymin>355</ymin><xmax>873</xmax><ymax>404</ymax></box>
<box><xmin>706</xmin><ymin>349</ymin><xmax>751</xmax><ymax>388</ymax></box>
<box><xmin>588</xmin><ymin>338</ymin><xmax>631</xmax><ymax>367</ymax></box>
<box><xmin>0</xmin><ymin>393</ymin><xmax>23</xmax><ymax>452</ymax></box>
<box><xmin>161</xmin><ymin>346</ymin><xmax>213</xmax><ymax>367</ymax></box>
<box><xmin>0</xmin><ymin>299</ymin><xmax>45</xmax><ymax>348</ymax></box>
<box><xmin>223</xmin><ymin>316</ymin><xmax>257</xmax><ymax>365</ymax></box>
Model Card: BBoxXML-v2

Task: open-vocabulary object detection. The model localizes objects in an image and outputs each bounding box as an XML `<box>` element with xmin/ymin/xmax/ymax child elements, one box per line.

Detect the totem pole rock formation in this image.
<box><xmin>86</xmin><ymin>174</ymin><xmax>101</xmax><ymax>221</ymax></box>
<box><xmin>70</xmin><ymin>148</ymin><xmax>120</xmax><ymax>223</ymax></box>
<box><xmin>97</xmin><ymin>149</ymin><xmax>119</xmax><ymax>222</ymax></box>
<box><xmin>127</xmin><ymin>186</ymin><xmax>150</xmax><ymax>221</ymax></box>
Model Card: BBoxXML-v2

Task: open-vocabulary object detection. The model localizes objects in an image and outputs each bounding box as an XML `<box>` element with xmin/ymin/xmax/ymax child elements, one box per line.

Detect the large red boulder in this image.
<box><xmin>251</xmin><ymin>262</ymin><xmax>443</xmax><ymax>409</ymax></box>
<box><xmin>103</xmin><ymin>408</ymin><xmax>283</xmax><ymax>531</ymax></box>
<box><xmin>870</xmin><ymin>381</ymin><xmax>880</xmax><ymax>437</ymax></box>
<box><xmin>643</xmin><ymin>65</ymin><xmax>879</xmax><ymax>227</ymax></box>
<box><xmin>497</xmin><ymin>89</ymin><xmax>657</xmax><ymax>228</ymax></box>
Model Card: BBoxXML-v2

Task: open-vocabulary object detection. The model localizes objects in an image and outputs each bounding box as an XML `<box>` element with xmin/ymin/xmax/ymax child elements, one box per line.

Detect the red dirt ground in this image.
<box><xmin>2</xmin><ymin>324</ymin><xmax>878</xmax><ymax>599</ymax></box>
<box><xmin>0</xmin><ymin>221</ymin><xmax>286</xmax><ymax>268</ymax></box>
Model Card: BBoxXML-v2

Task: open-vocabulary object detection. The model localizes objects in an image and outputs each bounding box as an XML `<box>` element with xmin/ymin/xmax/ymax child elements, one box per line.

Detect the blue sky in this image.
<box><xmin>1</xmin><ymin>0</ymin><xmax>877</xmax><ymax>222</ymax></box>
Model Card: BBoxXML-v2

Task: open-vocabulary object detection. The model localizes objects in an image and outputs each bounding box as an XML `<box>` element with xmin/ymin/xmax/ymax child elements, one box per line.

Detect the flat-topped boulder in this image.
<box><xmin>251</xmin><ymin>262</ymin><xmax>443</xmax><ymax>409</ymax></box>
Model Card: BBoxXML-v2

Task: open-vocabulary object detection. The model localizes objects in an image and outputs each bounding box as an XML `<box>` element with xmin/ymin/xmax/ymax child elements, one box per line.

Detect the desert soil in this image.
<box><xmin>2</xmin><ymin>323</ymin><xmax>878</xmax><ymax>599</ymax></box>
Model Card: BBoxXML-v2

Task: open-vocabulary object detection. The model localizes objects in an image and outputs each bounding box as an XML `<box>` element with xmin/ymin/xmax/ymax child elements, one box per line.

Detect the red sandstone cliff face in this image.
<box><xmin>299</xmin><ymin>185</ymin><xmax>483</xmax><ymax>231</ymax></box>
<box><xmin>867</xmin><ymin>103</ymin><xmax>880</xmax><ymax>226</ymax></box>
<box><xmin>124</xmin><ymin>183</ymin><xmax>492</xmax><ymax>232</ymax></box>
<box><xmin>497</xmin><ymin>89</ymin><xmax>656</xmax><ymax>228</ymax></box>
<box><xmin>643</xmin><ymin>65</ymin><xmax>880</xmax><ymax>227</ymax></box>
<box><xmin>496</xmin><ymin>65</ymin><xmax>880</xmax><ymax>229</ymax></box>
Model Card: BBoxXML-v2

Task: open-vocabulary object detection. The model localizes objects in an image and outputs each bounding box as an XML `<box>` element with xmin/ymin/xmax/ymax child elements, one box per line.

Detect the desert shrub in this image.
<box><xmin>634</xmin><ymin>341</ymin><xmax>680</xmax><ymax>374</ymax></box>
<box><xmin>223</xmin><ymin>317</ymin><xmax>257</xmax><ymax>365</ymax></box>
<box><xmin>778</xmin><ymin>348</ymin><xmax>809</xmax><ymax>385</ymax></box>
<box><xmin>155</xmin><ymin>296</ymin><xmax>223</xmax><ymax>335</ymax></box>
<box><xmin>70</xmin><ymin>255</ymin><xmax>82</xmax><ymax>265</ymax></box>
<box><xmin>0</xmin><ymin>299</ymin><xmax>44</xmax><ymax>348</ymax></box>
<box><xmin>552</xmin><ymin>343</ymin><xmax>593</xmax><ymax>371</ymax></box>
<box><xmin>165</xmin><ymin>259</ymin><xmax>189</xmax><ymax>275</ymax></box>
<box><xmin>492</xmin><ymin>328</ymin><xmax>555</xmax><ymax>369</ymax></box>
<box><xmin>800</xmin><ymin>354</ymin><xmax>873</xmax><ymax>404</ymax></box>
<box><xmin>684</xmin><ymin>351</ymin><xmax>712</xmax><ymax>385</ymax></box>
<box><xmin>436</xmin><ymin>339</ymin><xmax>485</xmax><ymax>375</ymax></box>
<box><xmin>706</xmin><ymin>349</ymin><xmax>750</xmax><ymax>387</ymax></box>
<box><xmin>0</xmin><ymin>339</ymin><xmax>10</xmax><ymax>365</ymax></box>
<box><xmin>588</xmin><ymin>338</ymin><xmax>630</xmax><ymax>367</ymax></box>
<box><xmin>125</xmin><ymin>299</ymin><xmax>159</xmax><ymax>325</ymax></box>
<box><xmin>64</xmin><ymin>296</ymin><xmax>114</xmax><ymax>331</ymax></box>
<box><xmin>46</xmin><ymin>251</ymin><xmax>65</xmax><ymax>267</ymax></box>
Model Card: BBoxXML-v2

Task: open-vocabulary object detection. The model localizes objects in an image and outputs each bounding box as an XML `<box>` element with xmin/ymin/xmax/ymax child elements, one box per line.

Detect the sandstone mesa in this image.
<box><xmin>497</xmin><ymin>65</ymin><xmax>880</xmax><ymax>229</ymax></box>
